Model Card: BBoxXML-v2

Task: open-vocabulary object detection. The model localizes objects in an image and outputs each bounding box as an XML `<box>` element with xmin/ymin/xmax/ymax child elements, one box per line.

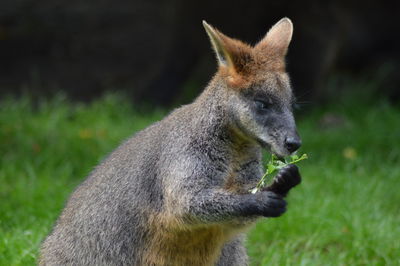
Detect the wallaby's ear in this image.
<box><xmin>203</xmin><ymin>20</ymin><xmax>252</xmax><ymax>76</ymax></box>
<box><xmin>255</xmin><ymin>17</ymin><xmax>293</xmax><ymax>56</ymax></box>
<box><xmin>203</xmin><ymin>21</ymin><xmax>234</xmax><ymax>67</ymax></box>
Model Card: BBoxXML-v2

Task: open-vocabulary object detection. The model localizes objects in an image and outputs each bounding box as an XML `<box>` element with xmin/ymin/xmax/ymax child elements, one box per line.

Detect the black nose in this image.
<box><xmin>285</xmin><ymin>136</ymin><xmax>302</xmax><ymax>153</ymax></box>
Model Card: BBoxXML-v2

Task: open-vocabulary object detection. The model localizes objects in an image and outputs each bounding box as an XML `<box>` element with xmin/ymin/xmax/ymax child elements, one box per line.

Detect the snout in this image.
<box><xmin>284</xmin><ymin>135</ymin><xmax>301</xmax><ymax>154</ymax></box>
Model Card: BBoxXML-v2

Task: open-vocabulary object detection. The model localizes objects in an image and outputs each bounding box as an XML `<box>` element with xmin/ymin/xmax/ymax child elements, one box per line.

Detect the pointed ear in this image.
<box><xmin>255</xmin><ymin>17</ymin><xmax>293</xmax><ymax>56</ymax></box>
<box><xmin>203</xmin><ymin>20</ymin><xmax>234</xmax><ymax>67</ymax></box>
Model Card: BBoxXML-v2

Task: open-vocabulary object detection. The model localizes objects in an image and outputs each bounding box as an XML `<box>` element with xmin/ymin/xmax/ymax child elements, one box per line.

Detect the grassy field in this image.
<box><xmin>0</xmin><ymin>94</ymin><xmax>399</xmax><ymax>265</ymax></box>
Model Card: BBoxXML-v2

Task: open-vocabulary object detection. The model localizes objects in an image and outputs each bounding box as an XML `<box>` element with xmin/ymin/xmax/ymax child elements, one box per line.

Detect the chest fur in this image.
<box><xmin>143</xmin><ymin>223</ymin><xmax>228</xmax><ymax>266</ymax></box>
<box><xmin>223</xmin><ymin>155</ymin><xmax>262</xmax><ymax>194</ymax></box>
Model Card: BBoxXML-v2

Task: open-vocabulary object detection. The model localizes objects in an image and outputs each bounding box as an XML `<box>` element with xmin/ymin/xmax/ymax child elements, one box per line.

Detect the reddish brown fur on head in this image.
<box><xmin>203</xmin><ymin>18</ymin><xmax>293</xmax><ymax>89</ymax></box>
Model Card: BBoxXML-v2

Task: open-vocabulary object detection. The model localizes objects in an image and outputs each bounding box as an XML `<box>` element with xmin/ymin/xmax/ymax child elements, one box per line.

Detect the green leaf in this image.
<box><xmin>267</xmin><ymin>164</ymin><xmax>276</xmax><ymax>174</ymax></box>
<box><xmin>249</xmin><ymin>152</ymin><xmax>308</xmax><ymax>193</ymax></box>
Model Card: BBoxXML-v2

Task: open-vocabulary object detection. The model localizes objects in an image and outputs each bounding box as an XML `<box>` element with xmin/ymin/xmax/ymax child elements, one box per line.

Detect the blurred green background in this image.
<box><xmin>1</xmin><ymin>1</ymin><xmax>399</xmax><ymax>265</ymax></box>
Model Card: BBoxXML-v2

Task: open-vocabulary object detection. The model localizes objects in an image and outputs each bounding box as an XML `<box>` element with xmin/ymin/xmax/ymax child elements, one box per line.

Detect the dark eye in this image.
<box><xmin>255</xmin><ymin>100</ymin><xmax>270</xmax><ymax>110</ymax></box>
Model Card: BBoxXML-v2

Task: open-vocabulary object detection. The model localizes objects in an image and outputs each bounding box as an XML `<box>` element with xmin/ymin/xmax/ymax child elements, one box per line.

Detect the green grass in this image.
<box><xmin>1</xmin><ymin>94</ymin><xmax>399</xmax><ymax>265</ymax></box>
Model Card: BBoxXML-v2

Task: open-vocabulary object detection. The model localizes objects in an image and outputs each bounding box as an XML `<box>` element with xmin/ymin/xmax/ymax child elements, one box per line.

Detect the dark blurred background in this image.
<box><xmin>1</xmin><ymin>0</ymin><xmax>399</xmax><ymax>106</ymax></box>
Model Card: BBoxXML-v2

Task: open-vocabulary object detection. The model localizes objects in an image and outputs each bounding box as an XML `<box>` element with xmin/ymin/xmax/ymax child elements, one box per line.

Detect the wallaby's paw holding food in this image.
<box><xmin>243</xmin><ymin>191</ymin><xmax>287</xmax><ymax>218</ymax></box>
<box><xmin>276</xmin><ymin>164</ymin><xmax>302</xmax><ymax>189</ymax></box>
<box><xmin>263</xmin><ymin>164</ymin><xmax>301</xmax><ymax>196</ymax></box>
<box><xmin>257</xmin><ymin>191</ymin><xmax>287</xmax><ymax>217</ymax></box>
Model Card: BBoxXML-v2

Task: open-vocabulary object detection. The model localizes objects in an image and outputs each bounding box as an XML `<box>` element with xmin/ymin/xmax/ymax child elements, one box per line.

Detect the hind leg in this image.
<box><xmin>216</xmin><ymin>234</ymin><xmax>248</xmax><ymax>266</ymax></box>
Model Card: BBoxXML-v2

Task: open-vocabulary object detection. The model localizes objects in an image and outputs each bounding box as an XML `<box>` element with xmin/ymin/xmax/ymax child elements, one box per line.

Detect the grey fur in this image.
<box><xmin>40</xmin><ymin>19</ymin><xmax>301</xmax><ymax>266</ymax></box>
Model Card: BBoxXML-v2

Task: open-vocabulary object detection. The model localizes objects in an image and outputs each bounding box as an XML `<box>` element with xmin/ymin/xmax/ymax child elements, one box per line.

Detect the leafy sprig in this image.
<box><xmin>250</xmin><ymin>153</ymin><xmax>308</xmax><ymax>194</ymax></box>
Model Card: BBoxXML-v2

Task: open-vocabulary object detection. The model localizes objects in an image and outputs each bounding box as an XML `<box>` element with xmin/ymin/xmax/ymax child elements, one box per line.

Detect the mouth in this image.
<box><xmin>256</xmin><ymin>138</ymin><xmax>289</xmax><ymax>159</ymax></box>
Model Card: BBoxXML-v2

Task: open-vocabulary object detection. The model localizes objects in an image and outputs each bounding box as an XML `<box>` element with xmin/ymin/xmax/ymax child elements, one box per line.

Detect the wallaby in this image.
<box><xmin>40</xmin><ymin>17</ymin><xmax>302</xmax><ymax>266</ymax></box>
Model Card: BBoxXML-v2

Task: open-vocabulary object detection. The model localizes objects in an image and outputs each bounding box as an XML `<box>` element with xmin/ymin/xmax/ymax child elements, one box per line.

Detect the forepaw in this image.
<box><xmin>256</xmin><ymin>191</ymin><xmax>287</xmax><ymax>217</ymax></box>
<box><xmin>262</xmin><ymin>164</ymin><xmax>301</xmax><ymax>196</ymax></box>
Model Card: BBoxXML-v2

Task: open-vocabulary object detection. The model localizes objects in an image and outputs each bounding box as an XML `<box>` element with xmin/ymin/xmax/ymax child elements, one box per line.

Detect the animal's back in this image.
<box><xmin>41</xmin><ymin>108</ymin><xmax>173</xmax><ymax>265</ymax></box>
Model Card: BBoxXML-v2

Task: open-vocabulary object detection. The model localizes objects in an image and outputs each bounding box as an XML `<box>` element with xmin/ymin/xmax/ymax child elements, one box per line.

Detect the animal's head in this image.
<box><xmin>204</xmin><ymin>18</ymin><xmax>301</xmax><ymax>157</ymax></box>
